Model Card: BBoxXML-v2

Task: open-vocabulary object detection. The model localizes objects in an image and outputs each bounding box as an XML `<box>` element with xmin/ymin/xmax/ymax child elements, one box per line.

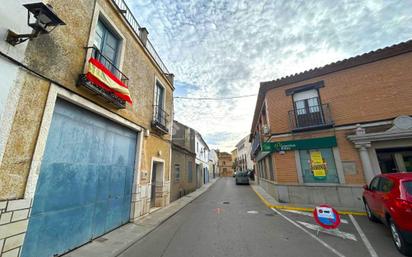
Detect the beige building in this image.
<box><xmin>0</xmin><ymin>1</ymin><xmax>174</xmax><ymax>256</ymax></box>
<box><xmin>218</xmin><ymin>151</ymin><xmax>234</xmax><ymax>177</ymax></box>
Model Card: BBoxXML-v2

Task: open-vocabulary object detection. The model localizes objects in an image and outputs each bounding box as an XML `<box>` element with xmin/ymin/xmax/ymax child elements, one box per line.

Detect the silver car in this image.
<box><xmin>235</xmin><ymin>172</ymin><xmax>250</xmax><ymax>185</ymax></box>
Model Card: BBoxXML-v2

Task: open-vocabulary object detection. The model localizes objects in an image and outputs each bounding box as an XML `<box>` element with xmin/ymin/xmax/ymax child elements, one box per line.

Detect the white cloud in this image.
<box><xmin>126</xmin><ymin>0</ymin><xmax>412</xmax><ymax>151</ymax></box>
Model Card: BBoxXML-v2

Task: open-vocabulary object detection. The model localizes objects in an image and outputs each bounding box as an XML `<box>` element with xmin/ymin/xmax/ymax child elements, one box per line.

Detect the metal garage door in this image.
<box><xmin>21</xmin><ymin>99</ymin><xmax>137</xmax><ymax>257</ymax></box>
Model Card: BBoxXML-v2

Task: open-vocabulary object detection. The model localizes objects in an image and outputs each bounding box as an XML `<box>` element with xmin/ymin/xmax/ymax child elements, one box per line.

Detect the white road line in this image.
<box><xmin>284</xmin><ymin>209</ymin><xmax>349</xmax><ymax>224</ymax></box>
<box><xmin>297</xmin><ymin>221</ymin><xmax>357</xmax><ymax>241</ymax></box>
<box><xmin>271</xmin><ymin>208</ymin><xmax>346</xmax><ymax>257</ymax></box>
<box><xmin>349</xmin><ymin>214</ymin><xmax>378</xmax><ymax>257</ymax></box>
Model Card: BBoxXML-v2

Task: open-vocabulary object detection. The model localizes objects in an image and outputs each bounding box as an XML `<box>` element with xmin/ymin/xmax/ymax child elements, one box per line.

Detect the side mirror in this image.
<box><xmin>363</xmin><ymin>184</ymin><xmax>369</xmax><ymax>190</ymax></box>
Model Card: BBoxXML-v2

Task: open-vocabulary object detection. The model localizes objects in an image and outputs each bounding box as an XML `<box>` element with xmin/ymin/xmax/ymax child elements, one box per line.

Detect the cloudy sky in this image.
<box><xmin>126</xmin><ymin>0</ymin><xmax>412</xmax><ymax>151</ymax></box>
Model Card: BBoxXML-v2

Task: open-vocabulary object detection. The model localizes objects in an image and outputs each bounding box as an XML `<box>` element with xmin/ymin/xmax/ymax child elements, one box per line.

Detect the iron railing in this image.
<box><xmin>87</xmin><ymin>46</ymin><xmax>129</xmax><ymax>85</ymax></box>
<box><xmin>111</xmin><ymin>0</ymin><xmax>170</xmax><ymax>75</ymax></box>
<box><xmin>288</xmin><ymin>103</ymin><xmax>333</xmax><ymax>131</ymax></box>
<box><xmin>152</xmin><ymin>105</ymin><xmax>169</xmax><ymax>133</ymax></box>
<box><xmin>251</xmin><ymin>132</ymin><xmax>261</xmax><ymax>158</ymax></box>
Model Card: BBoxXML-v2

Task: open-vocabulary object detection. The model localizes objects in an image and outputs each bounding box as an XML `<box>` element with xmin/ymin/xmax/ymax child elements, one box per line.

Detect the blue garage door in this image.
<box><xmin>21</xmin><ymin>99</ymin><xmax>137</xmax><ymax>257</ymax></box>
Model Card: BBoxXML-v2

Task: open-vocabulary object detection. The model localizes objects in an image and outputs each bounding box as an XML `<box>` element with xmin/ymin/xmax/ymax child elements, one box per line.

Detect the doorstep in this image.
<box><xmin>63</xmin><ymin>178</ymin><xmax>220</xmax><ymax>257</ymax></box>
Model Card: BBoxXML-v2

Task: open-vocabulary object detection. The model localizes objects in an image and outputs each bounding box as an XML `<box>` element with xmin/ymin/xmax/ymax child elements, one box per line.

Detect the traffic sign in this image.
<box><xmin>313</xmin><ymin>205</ymin><xmax>341</xmax><ymax>229</ymax></box>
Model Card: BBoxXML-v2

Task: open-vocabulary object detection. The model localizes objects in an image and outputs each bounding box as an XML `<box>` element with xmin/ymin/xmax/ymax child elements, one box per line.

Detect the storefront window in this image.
<box><xmin>299</xmin><ymin>148</ymin><xmax>339</xmax><ymax>183</ymax></box>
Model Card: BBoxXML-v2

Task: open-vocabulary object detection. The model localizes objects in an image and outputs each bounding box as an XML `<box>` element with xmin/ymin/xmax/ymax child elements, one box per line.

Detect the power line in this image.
<box><xmin>174</xmin><ymin>94</ymin><xmax>257</xmax><ymax>100</ymax></box>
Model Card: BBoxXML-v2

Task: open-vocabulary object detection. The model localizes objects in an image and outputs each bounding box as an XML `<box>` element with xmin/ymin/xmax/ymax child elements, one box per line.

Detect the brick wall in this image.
<box><xmin>273</xmin><ymin>151</ymin><xmax>299</xmax><ymax>183</ymax></box>
<box><xmin>0</xmin><ymin>199</ymin><xmax>32</xmax><ymax>257</ymax></box>
<box><xmin>265</xmin><ymin>52</ymin><xmax>412</xmax><ymax>134</ymax></box>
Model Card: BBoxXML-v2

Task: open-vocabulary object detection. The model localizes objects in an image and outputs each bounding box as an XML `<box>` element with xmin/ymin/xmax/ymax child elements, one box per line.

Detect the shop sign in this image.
<box><xmin>261</xmin><ymin>136</ymin><xmax>337</xmax><ymax>152</ymax></box>
<box><xmin>310</xmin><ymin>151</ymin><xmax>327</xmax><ymax>180</ymax></box>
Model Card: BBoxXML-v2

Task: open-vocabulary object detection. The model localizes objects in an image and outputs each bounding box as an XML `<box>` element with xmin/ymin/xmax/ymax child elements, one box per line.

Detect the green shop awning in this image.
<box><xmin>262</xmin><ymin>136</ymin><xmax>337</xmax><ymax>152</ymax></box>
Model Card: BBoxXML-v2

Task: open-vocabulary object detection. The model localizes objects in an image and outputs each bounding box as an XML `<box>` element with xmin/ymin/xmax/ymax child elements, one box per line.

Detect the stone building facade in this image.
<box><xmin>218</xmin><ymin>151</ymin><xmax>234</xmax><ymax>177</ymax></box>
<box><xmin>170</xmin><ymin>121</ymin><xmax>197</xmax><ymax>202</ymax></box>
<box><xmin>251</xmin><ymin>40</ymin><xmax>412</xmax><ymax>211</ymax></box>
<box><xmin>0</xmin><ymin>0</ymin><xmax>174</xmax><ymax>256</ymax></box>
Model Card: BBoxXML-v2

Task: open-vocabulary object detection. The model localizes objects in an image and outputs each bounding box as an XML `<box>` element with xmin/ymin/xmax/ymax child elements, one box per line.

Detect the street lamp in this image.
<box><xmin>6</xmin><ymin>2</ymin><xmax>65</xmax><ymax>46</ymax></box>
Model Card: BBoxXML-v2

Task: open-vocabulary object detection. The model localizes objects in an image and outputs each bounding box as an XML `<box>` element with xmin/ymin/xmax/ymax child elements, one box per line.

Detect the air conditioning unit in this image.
<box><xmin>262</xmin><ymin>125</ymin><xmax>270</xmax><ymax>135</ymax></box>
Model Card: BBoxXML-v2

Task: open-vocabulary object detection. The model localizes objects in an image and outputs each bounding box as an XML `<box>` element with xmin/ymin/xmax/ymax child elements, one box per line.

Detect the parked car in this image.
<box><xmin>363</xmin><ymin>173</ymin><xmax>412</xmax><ymax>256</ymax></box>
<box><xmin>235</xmin><ymin>172</ymin><xmax>250</xmax><ymax>185</ymax></box>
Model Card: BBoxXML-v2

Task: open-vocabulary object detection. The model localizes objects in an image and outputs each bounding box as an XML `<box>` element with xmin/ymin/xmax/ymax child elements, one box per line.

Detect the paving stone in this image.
<box><xmin>4</xmin><ymin>233</ymin><xmax>25</xmax><ymax>252</ymax></box>
<box><xmin>0</xmin><ymin>220</ymin><xmax>28</xmax><ymax>239</ymax></box>
<box><xmin>0</xmin><ymin>212</ymin><xmax>12</xmax><ymax>225</ymax></box>
<box><xmin>2</xmin><ymin>248</ymin><xmax>20</xmax><ymax>257</ymax></box>
<box><xmin>11</xmin><ymin>210</ymin><xmax>29</xmax><ymax>222</ymax></box>
<box><xmin>6</xmin><ymin>200</ymin><xmax>31</xmax><ymax>212</ymax></box>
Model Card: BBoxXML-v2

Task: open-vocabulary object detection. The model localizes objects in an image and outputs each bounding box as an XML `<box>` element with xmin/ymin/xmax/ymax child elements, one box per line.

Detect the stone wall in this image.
<box><xmin>259</xmin><ymin>179</ymin><xmax>364</xmax><ymax>211</ymax></box>
<box><xmin>0</xmin><ymin>199</ymin><xmax>32</xmax><ymax>257</ymax></box>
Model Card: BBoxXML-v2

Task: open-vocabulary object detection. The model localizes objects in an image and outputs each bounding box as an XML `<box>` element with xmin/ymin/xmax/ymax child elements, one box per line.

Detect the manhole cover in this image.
<box><xmin>247</xmin><ymin>210</ymin><xmax>259</xmax><ymax>214</ymax></box>
<box><xmin>95</xmin><ymin>237</ymin><xmax>108</xmax><ymax>243</ymax></box>
<box><xmin>222</xmin><ymin>201</ymin><xmax>230</xmax><ymax>204</ymax></box>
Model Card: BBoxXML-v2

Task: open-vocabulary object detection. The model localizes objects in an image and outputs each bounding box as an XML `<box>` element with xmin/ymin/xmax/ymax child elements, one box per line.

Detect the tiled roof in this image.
<box><xmin>250</xmin><ymin>39</ymin><xmax>412</xmax><ymax>134</ymax></box>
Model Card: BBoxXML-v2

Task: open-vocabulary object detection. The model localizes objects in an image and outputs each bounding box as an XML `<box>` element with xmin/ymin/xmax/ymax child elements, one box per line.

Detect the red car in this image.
<box><xmin>363</xmin><ymin>173</ymin><xmax>412</xmax><ymax>256</ymax></box>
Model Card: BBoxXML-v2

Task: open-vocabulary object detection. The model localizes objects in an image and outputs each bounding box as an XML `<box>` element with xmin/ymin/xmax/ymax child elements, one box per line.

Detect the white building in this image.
<box><xmin>235</xmin><ymin>135</ymin><xmax>254</xmax><ymax>172</ymax></box>
<box><xmin>194</xmin><ymin>131</ymin><xmax>210</xmax><ymax>187</ymax></box>
<box><xmin>208</xmin><ymin>149</ymin><xmax>219</xmax><ymax>179</ymax></box>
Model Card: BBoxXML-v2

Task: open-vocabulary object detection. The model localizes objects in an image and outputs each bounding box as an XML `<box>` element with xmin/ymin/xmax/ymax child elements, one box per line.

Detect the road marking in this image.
<box><xmin>349</xmin><ymin>214</ymin><xmax>378</xmax><ymax>257</ymax></box>
<box><xmin>284</xmin><ymin>209</ymin><xmax>349</xmax><ymax>224</ymax></box>
<box><xmin>272</xmin><ymin>208</ymin><xmax>346</xmax><ymax>257</ymax></box>
<box><xmin>297</xmin><ymin>221</ymin><xmax>357</xmax><ymax>241</ymax></box>
<box><xmin>213</xmin><ymin>208</ymin><xmax>222</xmax><ymax>215</ymax></box>
<box><xmin>247</xmin><ymin>210</ymin><xmax>259</xmax><ymax>214</ymax></box>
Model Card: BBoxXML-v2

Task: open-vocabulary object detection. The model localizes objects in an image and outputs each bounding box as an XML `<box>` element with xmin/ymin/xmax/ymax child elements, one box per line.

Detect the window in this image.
<box><xmin>404</xmin><ymin>181</ymin><xmax>412</xmax><ymax>195</ymax></box>
<box><xmin>154</xmin><ymin>81</ymin><xmax>165</xmax><ymax>125</ymax></box>
<box><xmin>369</xmin><ymin>177</ymin><xmax>380</xmax><ymax>191</ymax></box>
<box><xmin>94</xmin><ymin>20</ymin><xmax>120</xmax><ymax>73</ymax></box>
<box><xmin>378</xmin><ymin>177</ymin><xmax>394</xmax><ymax>193</ymax></box>
<box><xmin>223</xmin><ymin>161</ymin><xmax>226</xmax><ymax>165</ymax></box>
<box><xmin>299</xmin><ymin>148</ymin><xmax>339</xmax><ymax>183</ymax></box>
<box><xmin>293</xmin><ymin>89</ymin><xmax>323</xmax><ymax>127</ymax></box>
<box><xmin>174</xmin><ymin>164</ymin><xmax>180</xmax><ymax>182</ymax></box>
<box><xmin>267</xmin><ymin>155</ymin><xmax>275</xmax><ymax>181</ymax></box>
<box><xmin>188</xmin><ymin>161</ymin><xmax>193</xmax><ymax>183</ymax></box>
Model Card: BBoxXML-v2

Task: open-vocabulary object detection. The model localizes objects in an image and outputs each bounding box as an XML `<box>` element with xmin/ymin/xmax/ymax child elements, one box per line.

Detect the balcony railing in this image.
<box><xmin>152</xmin><ymin>105</ymin><xmax>169</xmax><ymax>133</ymax></box>
<box><xmin>78</xmin><ymin>46</ymin><xmax>129</xmax><ymax>109</ymax></box>
<box><xmin>288</xmin><ymin>103</ymin><xmax>334</xmax><ymax>131</ymax></box>
<box><xmin>111</xmin><ymin>0</ymin><xmax>170</xmax><ymax>75</ymax></box>
<box><xmin>251</xmin><ymin>132</ymin><xmax>261</xmax><ymax>158</ymax></box>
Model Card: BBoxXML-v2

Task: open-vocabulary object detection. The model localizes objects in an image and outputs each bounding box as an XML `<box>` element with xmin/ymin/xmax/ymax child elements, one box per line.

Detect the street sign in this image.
<box><xmin>261</xmin><ymin>136</ymin><xmax>337</xmax><ymax>152</ymax></box>
<box><xmin>313</xmin><ymin>205</ymin><xmax>341</xmax><ymax>229</ymax></box>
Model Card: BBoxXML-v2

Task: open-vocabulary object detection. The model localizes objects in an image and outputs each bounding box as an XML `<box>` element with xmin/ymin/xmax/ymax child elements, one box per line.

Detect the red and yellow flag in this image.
<box><xmin>86</xmin><ymin>58</ymin><xmax>132</xmax><ymax>104</ymax></box>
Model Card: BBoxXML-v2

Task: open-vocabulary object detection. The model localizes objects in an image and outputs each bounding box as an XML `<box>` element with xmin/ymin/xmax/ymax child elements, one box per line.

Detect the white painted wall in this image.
<box><xmin>236</xmin><ymin>135</ymin><xmax>254</xmax><ymax>171</ymax></box>
<box><xmin>195</xmin><ymin>133</ymin><xmax>209</xmax><ymax>165</ymax></box>
<box><xmin>0</xmin><ymin>0</ymin><xmax>37</xmax><ymax>165</ymax></box>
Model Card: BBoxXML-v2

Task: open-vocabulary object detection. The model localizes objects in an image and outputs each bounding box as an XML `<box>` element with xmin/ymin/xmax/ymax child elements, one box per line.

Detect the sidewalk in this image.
<box><xmin>64</xmin><ymin>178</ymin><xmax>220</xmax><ymax>257</ymax></box>
<box><xmin>250</xmin><ymin>183</ymin><xmax>366</xmax><ymax>215</ymax></box>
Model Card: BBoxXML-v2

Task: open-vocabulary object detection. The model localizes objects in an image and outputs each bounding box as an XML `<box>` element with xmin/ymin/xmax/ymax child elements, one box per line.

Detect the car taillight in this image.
<box><xmin>395</xmin><ymin>198</ymin><xmax>412</xmax><ymax>212</ymax></box>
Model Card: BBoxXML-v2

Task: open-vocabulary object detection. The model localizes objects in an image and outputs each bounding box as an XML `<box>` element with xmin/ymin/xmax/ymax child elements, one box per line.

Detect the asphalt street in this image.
<box><xmin>118</xmin><ymin>178</ymin><xmax>404</xmax><ymax>257</ymax></box>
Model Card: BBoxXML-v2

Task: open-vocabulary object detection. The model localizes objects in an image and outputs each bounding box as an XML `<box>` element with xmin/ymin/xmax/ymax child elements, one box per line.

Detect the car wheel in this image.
<box><xmin>364</xmin><ymin>201</ymin><xmax>378</xmax><ymax>222</ymax></box>
<box><xmin>389</xmin><ymin>218</ymin><xmax>412</xmax><ymax>256</ymax></box>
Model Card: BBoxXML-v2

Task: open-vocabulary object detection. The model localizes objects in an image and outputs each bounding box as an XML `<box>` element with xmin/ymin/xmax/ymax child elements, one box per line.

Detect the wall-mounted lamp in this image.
<box><xmin>6</xmin><ymin>2</ymin><xmax>65</xmax><ymax>46</ymax></box>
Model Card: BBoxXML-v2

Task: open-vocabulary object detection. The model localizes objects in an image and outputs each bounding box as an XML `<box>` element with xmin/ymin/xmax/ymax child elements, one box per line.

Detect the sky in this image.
<box><xmin>126</xmin><ymin>0</ymin><xmax>412</xmax><ymax>151</ymax></box>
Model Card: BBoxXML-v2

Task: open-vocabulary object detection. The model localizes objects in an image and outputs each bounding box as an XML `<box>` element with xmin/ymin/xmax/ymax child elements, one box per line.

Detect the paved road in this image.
<box><xmin>118</xmin><ymin>178</ymin><xmax>403</xmax><ymax>257</ymax></box>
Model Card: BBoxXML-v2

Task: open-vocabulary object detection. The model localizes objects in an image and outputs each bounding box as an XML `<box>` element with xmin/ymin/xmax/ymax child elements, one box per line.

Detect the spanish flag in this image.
<box><xmin>86</xmin><ymin>57</ymin><xmax>133</xmax><ymax>104</ymax></box>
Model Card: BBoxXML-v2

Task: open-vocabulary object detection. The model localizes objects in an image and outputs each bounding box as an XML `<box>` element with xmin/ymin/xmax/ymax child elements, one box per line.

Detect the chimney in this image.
<box><xmin>138</xmin><ymin>27</ymin><xmax>149</xmax><ymax>46</ymax></box>
<box><xmin>166</xmin><ymin>73</ymin><xmax>174</xmax><ymax>85</ymax></box>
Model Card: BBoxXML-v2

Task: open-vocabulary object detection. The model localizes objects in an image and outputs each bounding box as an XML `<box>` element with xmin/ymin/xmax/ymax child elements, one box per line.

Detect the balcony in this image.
<box><xmin>251</xmin><ymin>132</ymin><xmax>261</xmax><ymax>158</ymax></box>
<box><xmin>288</xmin><ymin>103</ymin><xmax>334</xmax><ymax>132</ymax></box>
<box><xmin>152</xmin><ymin>105</ymin><xmax>169</xmax><ymax>134</ymax></box>
<box><xmin>78</xmin><ymin>47</ymin><xmax>130</xmax><ymax>109</ymax></box>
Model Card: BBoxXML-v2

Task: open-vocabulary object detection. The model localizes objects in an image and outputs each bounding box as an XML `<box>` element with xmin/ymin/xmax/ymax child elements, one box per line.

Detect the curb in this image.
<box><xmin>251</xmin><ymin>186</ymin><xmax>367</xmax><ymax>216</ymax></box>
<box><xmin>113</xmin><ymin>178</ymin><xmax>220</xmax><ymax>257</ymax></box>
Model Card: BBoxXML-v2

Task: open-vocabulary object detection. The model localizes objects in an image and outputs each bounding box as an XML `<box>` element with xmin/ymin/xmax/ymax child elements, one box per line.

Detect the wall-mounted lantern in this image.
<box><xmin>6</xmin><ymin>2</ymin><xmax>65</xmax><ymax>46</ymax></box>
